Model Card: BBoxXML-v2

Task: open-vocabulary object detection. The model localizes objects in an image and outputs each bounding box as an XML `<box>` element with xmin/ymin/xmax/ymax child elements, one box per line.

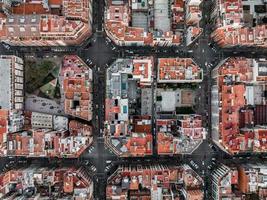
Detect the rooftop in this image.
<box><xmin>105</xmin><ymin>0</ymin><xmax>202</xmax><ymax>46</ymax></box>
<box><xmin>212</xmin><ymin>163</ymin><xmax>267</xmax><ymax>199</ymax></box>
<box><xmin>0</xmin><ymin>54</ymin><xmax>94</xmax><ymax>157</ymax></box>
<box><xmin>7</xmin><ymin>119</ymin><xmax>93</xmax><ymax>158</ymax></box>
<box><xmin>0</xmin><ymin>0</ymin><xmax>92</xmax><ymax>46</ymax></box>
<box><xmin>105</xmin><ymin>58</ymin><xmax>154</xmax><ymax>157</ymax></box>
<box><xmin>132</xmin><ymin>58</ymin><xmax>153</xmax><ymax>85</ymax></box>
<box><xmin>157</xmin><ymin>115</ymin><xmax>206</xmax><ymax>155</ymax></box>
<box><xmin>212</xmin><ymin>57</ymin><xmax>267</xmax><ymax>154</ymax></box>
<box><xmin>0</xmin><ymin>165</ymin><xmax>93</xmax><ymax>199</ymax></box>
<box><xmin>158</xmin><ymin>58</ymin><xmax>203</xmax><ymax>83</ymax></box>
<box><xmin>106</xmin><ymin>164</ymin><xmax>204</xmax><ymax>199</ymax></box>
<box><xmin>61</xmin><ymin>55</ymin><xmax>93</xmax><ymax>121</ymax></box>
<box><xmin>0</xmin><ymin>55</ymin><xmax>23</xmax><ymax>110</ymax></box>
<box><xmin>211</xmin><ymin>0</ymin><xmax>267</xmax><ymax>47</ymax></box>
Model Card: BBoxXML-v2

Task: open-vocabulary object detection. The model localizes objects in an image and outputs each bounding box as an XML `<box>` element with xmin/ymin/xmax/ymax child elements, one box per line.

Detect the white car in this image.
<box><xmin>106</xmin><ymin>37</ymin><xmax>111</xmax><ymax>43</ymax></box>
<box><xmin>91</xmin><ymin>165</ymin><xmax>97</xmax><ymax>172</ymax></box>
<box><xmin>3</xmin><ymin>44</ymin><xmax>10</xmax><ymax>49</ymax></box>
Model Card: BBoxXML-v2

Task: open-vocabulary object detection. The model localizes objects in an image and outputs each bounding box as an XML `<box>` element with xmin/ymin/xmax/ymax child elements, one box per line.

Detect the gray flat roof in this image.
<box><xmin>0</xmin><ymin>58</ymin><xmax>11</xmax><ymax>109</ymax></box>
<box><xmin>154</xmin><ymin>0</ymin><xmax>171</xmax><ymax>32</ymax></box>
<box><xmin>132</xmin><ymin>12</ymin><xmax>148</xmax><ymax>31</ymax></box>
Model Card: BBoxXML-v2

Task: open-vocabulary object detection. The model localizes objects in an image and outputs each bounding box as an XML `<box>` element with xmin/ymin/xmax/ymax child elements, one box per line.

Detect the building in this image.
<box><xmin>62</xmin><ymin>0</ymin><xmax>92</xmax><ymax>23</ymax></box>
<box><xmin>132</xmin><ymin>57</ymin><xmax>153</xmax><ymax>86</ymax></box>
<box><xmin>61</xmin><ymin>55</ymin><xmax>93</xmax><ymax>121</ymax></box>
<box><xmin>105</xmin><ymin>0</ymin><xmax>203</xmax><ymax>46</ymax></box>
<box><xmin>0</xmin><ymin>110</ymin><xmax>8</xmax><ymax>155</ymax></box>
<box><xmin>0</xmin><ymin>165</ymin><xmax>93</xmax><ymax>199</ymax></box>
<box><xmin>0</xmin><ymin>55</ymin><xmax>93</xmax><ymax>158</ymax></box>
<box><xmin>27</xmin><ymin>111</ymin><xmax>68</xmax><ymax>130</ymax></box>
<box><xmin>7</xmin><ymin>120</ymin><xmax>92</xmax><ymax>158</ymax></box>
<box><xmin>211</xmin><ymin>163</ymin><xmax>267</xmax><ymax>199</ymax></box>
<box><xmin>211</xmin><ymin>164</ymin><xmax>240</xmax><ymax>200</ymax></box>
<box><xmin>106</xmin><ymin>164</ymin><xmax>204</xmax><ymax>200</ymax></box>
<box><xmin>0</xmin><ymin>0</ymin><xmax>93</xmax><ymax>46</ymax></box>
<box><xmin>210</xmin><ymin>0</ymin><xmax>267</xmax><ymax>48</ymax></box>
<box><xmin>0</xmin><ymin>55</ymin><xmax>24</xmax><ymax>110</ymax></box>
<box><xmin>157</xmin><ymin>115</ymin><xmax>206</xmax><ymax>155</ymax></box>
<box><xmin>0</xmin><ymin>109</ymin><xmax>24</xmax><ymax>155</ymax></box>
<box><xmin>0</xmin><ymin>56</ymin><xmax>24</xmax><ymax>155</ymax></box>
<box><xmin>157</xmin><ymin>58</ymin><xmax>203</xmax><ymax>83</ymax></box>
<box><xmin>185</xmin><ymin>0</ymin><xmax>203</xmax><ymax>45</ymax></box>
<box><xmin>211</xmin><ymin>57</ymin><xmax>267</xmax><ymax>154</ymax></box>
<box><xmin>185</xmin><ymin>0</ymin><xmax>202</xmax><ymax>27</ymax></box>
<box><xmin>53</xmin><ymin>115</ymin><xmax>69</xmax><ymax>130</ymax></box>
<box><xmin>155</xmin><ymin>88</ymin><xmax>196</xmax><ymax>112</ymax></box>
<box><xmin>238</xmin><ymin>163</ymin><xmax>267</xmax><ymax>198</ymax></box>
<box><xmin>154</xmin><ymin>57</ymin><xmax>205</xmax><ymax>155</ymax></box>
<box><xmin>105</xmin><ymin>58</ymin><xmax>153</xmax><ymax>157</ymax></box>
<box><xmin>31</xmin><ymin>112</ymin><xmax>53</xmax><ymax>129</ymax></box>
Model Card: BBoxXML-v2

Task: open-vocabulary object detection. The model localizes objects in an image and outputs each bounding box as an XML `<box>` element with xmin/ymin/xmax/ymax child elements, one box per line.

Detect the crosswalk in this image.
<box><xmin>84</xmin><ymin>160</ymin><xmax>97</xmax><ymax>173</ymax></box>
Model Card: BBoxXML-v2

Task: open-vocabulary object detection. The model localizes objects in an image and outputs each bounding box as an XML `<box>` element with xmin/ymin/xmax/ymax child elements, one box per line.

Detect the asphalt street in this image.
<box><xmin>0</xmin><ymin>0</ymin><xmax>267</xmax><ymax>199</ymax></box>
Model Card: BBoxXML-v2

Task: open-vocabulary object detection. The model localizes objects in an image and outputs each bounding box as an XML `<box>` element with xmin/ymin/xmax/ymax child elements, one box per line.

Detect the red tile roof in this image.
<box><xmin>211</xmin><ymin>0</ymin><xmax>267</xmax><ymax>47</ymax></box>
<box><xmin>158</xmin><ymin>58</ymin><xmax>202</xmax><ymax>82</ymax></box>
<box><xmin>12</xmin><ymin>3</ymin><xmax>49</xmax><ymax>14</ymax></box>
<box><xmin>0</xmin><ymin>0</ymin><xmax>92</xmax><ymax>46</ymax></box>
<box><xmin>62</xmin><ymin>55</ymin><xmax>93</xmax><ymax>121</ymax></box>
<box><xmin>215</xmin><ymin>57</ymin><xmax>267</xmax><ymax>153</ymax></box>
<box><xmin>48</xmin><ymin>0</ymin><xmax>62</xmax><ymax>5</ymax></box>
